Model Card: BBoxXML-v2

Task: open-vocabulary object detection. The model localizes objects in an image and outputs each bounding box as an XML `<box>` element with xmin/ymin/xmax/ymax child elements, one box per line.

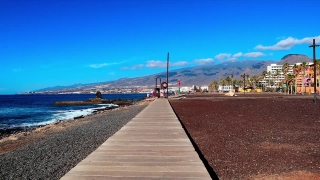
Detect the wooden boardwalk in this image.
<box><xmin>61</xmin><ymin>99</ymin><xmax>211</xmax><ymax>180</ymax></box>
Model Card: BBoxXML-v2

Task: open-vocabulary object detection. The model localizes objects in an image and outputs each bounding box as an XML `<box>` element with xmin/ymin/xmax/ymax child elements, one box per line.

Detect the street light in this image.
<box><xmin>309</xmin><ymin>39</ymin><xmax>319</xmax><ymax>104</ymax></box>
<box><xmin>166</xmin><ymin>52</ymin><xmax>169</xmax><ymax>98</ymax></box>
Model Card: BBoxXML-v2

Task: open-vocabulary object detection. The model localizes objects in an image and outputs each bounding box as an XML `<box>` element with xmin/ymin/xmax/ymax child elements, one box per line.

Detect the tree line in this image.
<box><xmin>208</xmin><ymin>60</ymin><xmax>320</xmax><ymax>94</ymax></box>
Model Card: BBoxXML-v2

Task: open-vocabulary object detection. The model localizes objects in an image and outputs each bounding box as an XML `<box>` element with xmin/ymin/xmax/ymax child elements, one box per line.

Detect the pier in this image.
<box><xmin>61</xmin><ymin>98</ymin><xmax>211</xmax><ymax>179</ymax></box>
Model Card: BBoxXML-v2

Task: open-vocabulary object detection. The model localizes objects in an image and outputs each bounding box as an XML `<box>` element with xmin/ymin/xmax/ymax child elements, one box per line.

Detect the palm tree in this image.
<box><xmin>209</xmin><ymin>80</ymin><xmax>219</xmax><ymax>92</ymax></box>
<box><xmin>233</xmin><ymin>79</ymin><xmax>239</xmax><ymax>86</ymax></box>
<box><xmin>251</xmin><ymin>75</ymin><xmax>259</xmax><ymax>89</ymax></box>
<box><xmin>245</xmin><ymin>74</ymin><xmax>250</xmax><ymax>87</ymax></box>
<box><xmin>208</xmin><ymin>81</ymin><xmax>213</xmax><ymax>92</ymax></box>
<box><xmin>300</xmin><ymin>62</ymin><xmax>308</xmax><ymax>94</ymax></box>
<box><xmin>316</xmin><ymin>59</ymin><xmax>320</xmax><ymax>92</ymax></box>
<box><xmin>267</xmin><ymin>71</ymin><xmax>272</xmax><ymax>89</ymax></box>
<box><xmin>275</xmin><ymin>69</ymin><xmax>281</xmax><ymax>89</ymax></box>
<box><xmin>257</xmin><ymin>75</ymin><xmax>264</xmax><ymax>89</ymax></box>
<box><xmin>261</xmin><ymin>70</ymin><xmax>267</xmax><ymax>91</ymax></box>
<box><xmin>225</xmin><ymin>76</ymin><xmax>231</xmax><ymax>86</ymax></box>
<box><xmin>220</xmin><ymin>78</ymin><xmax>226</xmax><ymax>86</ymax></box>
<box><xmin>285</xmin><ymin>74</ymin><xmax>295</xmax><ymax>94</ymax></box>
<box><xmin>292</xmin><ymin>64</ymin><xmax>300</xmax><ymax>94</ymax></box>
<box><xmin>240</xmin><ymin>74</ymin><xmax>248</xmax><ymax>90</ymax></box>
<box><xmin>237</xmin><ymin>80</ymin><xmax>243</xmax><ymax>88</ymax></box>
<box><xmin>308</xmin><ymin>73</ymin><xmax>312</xmax><ymax>95</ymax></box>
<box><xmin>231</xmin><ymin>74</ymin><xmax>234</xmax><ymax>87</ymax></box>
<box><xmin>282</xmin><ymin>63</ymin><xmax>290</xmax><ymax>93</ymax></box>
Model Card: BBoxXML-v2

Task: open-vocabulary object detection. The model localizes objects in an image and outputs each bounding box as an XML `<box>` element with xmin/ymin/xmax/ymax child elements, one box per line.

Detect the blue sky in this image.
<box><xmin>1</xmin><ymin>0</ymin><xmax>320</xmax><ymax>94</ymax></box>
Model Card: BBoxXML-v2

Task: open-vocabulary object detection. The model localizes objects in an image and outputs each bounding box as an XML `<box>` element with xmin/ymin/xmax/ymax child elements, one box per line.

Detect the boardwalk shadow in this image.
<box><xmin>170</xmin><ymin>102</ymin><xmax>220</xmax><ymax>180</ymax></box>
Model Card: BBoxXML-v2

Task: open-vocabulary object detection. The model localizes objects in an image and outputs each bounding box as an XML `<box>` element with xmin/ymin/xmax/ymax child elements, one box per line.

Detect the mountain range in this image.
<box><xmin>35</xmin><ymin>54</ymin><xmax>313</xmax><ymax>92</ymax></box>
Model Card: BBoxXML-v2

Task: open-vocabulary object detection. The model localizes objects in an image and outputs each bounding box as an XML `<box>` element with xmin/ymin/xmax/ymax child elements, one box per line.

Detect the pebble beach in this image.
<box><xmin>0</xmin><ymin>102</ymin><xmax>149</xmax><ymax>180</ymax></box>
<box><xmin>2</xmin><ymin>93</ymin><xmax>320</xmax><ymax>180</ymax></box>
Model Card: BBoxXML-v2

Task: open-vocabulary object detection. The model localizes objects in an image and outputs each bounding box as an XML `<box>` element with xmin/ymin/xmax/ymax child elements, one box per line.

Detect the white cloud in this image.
<box><xmin>172</xmin><ymin>61</ymin><xmax>188</xmax><ymax>66</ymax></box>
<box><xmin>243</xmin><ymin>52</ymin><xmax>266</xmax><ymax>58</ymax></box>
<box><xmin>146</xmin><ymin>60</ymin><xmax>166</xmax><ymax>68</ymax></box>
<box><xmin>214</xmin><ymin>53</ymin><xmax>241</xmax><ymax>63</ymax></box>
<box><xmin>169</xmin><ymin>61</ymin><xmax>188</xmax><ymax>66</ymax></box>
<box><xmin>131</xmin><ymin>64</ymin><xmax>144</xmax><ymax>70</ymax></box>
<box><xmin>194</xmin><ymin>58</ymin><xmax>214</xmax><ymax>65</ymax></box>
<box><xmin>255</xmin><ymin>35</ymin><xmax>320</xmax><ymax>50</ymax></box>
<box><xmin>215</xmin><ymin>53</ymin><xmax>231</xmax><ymax>61</ymax></box>
<box><xmin>120</xmin><ymin>66</ymin><xmax>129</xmax><ymax>70</ymax></box>
<box><xmin>214</xmin><ymin>51</ymin><xmax>266</xmax><ymax>62</ymax></box>
<box><xmin>89</xmin><ymin>61</ymin><xmax>125</xmax><ymax>68</ymax></box>
<box><xmin>233</xmin><ymin>52</ymin><xmax>243</xmax><ymax>58</ymax></box>
<box><xmin>228</xmin><ymin>57</ymin><xmax>238</xmax><ymax>62</ymax></box>
<box><xmin>146</xmin><ymin>60</ymin><xmax>188</xmax><ymax>68</ymax></box>
<box><xmin>120</xmin><ymin>64</ymin><xmax>144</xmax><ymax>70</ymax></box>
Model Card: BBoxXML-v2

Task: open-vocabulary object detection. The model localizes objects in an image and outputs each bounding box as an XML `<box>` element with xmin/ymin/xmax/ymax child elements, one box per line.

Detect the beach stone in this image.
<box><xmin>224</xmin><ymin>91</ymin><xmax>235</xmax><ymax>96</ymax></box>
<box><xmin>95</xmin><ymin>91</ymin><xmax>102</xmax><ymax>99</ymax></box>
<box><xmin>0</xmin><ymin>104</ymin><xmax>148</xmax><ymax>180</ymax></box>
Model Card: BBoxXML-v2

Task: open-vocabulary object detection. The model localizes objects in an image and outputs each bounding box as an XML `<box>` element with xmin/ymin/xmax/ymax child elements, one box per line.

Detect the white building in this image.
<box><xmin>218</xmin><ymin>85</ymin><xmax>233</xmax><ymax>92</ymax></box>
<box><xmin>260</xmin><ymin>63</ymin><xmax>313</xmax><ymax>87</ymax></box>
<box><xmin>180</xmin><ymin>86</ymin><xmax>192</xmax><ymax>92</ymax></box>
<box><xmin>200</xmin><ymin>85</ymin><xmax>209</xmax><ymax>91</ymax></box>
<box><xmin>259</xmin><ymin>64</ymin><xmax>292</xmax><ymax>87</ymax></box>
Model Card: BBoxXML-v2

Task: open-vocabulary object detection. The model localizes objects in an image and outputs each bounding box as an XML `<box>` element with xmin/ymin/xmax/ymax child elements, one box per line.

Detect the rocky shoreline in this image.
<box><xmin>0</xmin><ymin>98</ymin><xmax>142</xmax><ymax>139</ymax></box>
<box><xmin>54</xmin><ymin>98</ymin><xmax>138</xmax><ymax>106</ymax></box>
<box><xmin>0</xmin><ymin>100</ymin><xmax>150</xmax><ymax>180</ymax></box>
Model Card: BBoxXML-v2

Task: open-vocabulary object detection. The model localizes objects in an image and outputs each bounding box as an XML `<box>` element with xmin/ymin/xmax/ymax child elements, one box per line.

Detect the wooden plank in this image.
<box><xmin>95</xmin><ymin>146</ymin><xmax>195</xmax><ymax>152</ymax></box>
<box><xmin>100</xmin><ymin>141</ymin><xmax>193</xmax><ymax>146</ymax></box>
<box><xmin>61</xmin><ymin>176</ymin><xmax>210</xmax><ymax>180</ymax></box>
<box><xmin>63</xmin><ymin>171</ymin><xmax>210</xmax><ymax>178</ymax></box>
<box><xmin>89</xmin><ymin>151</ymin><xmax>199</xmax><ymax>156</ymax></box>
<box><xmin>61</xmin><ymin>99</ymin><xmax>211</xmax><ymax>179</ymax></box>
<box><xmin>75</xmin><ymin>161</ymin><xmax>205</xmax><ymax>167</ymax></box>
<box><xmin>71</xmin><ymin>165</ymin><xmax>208</xmax><ymax>172</ymax></box>
<box><xmin>83</xmin><ymin>155</ymin><xmax>201</xmax><ymax>162</ymax></box>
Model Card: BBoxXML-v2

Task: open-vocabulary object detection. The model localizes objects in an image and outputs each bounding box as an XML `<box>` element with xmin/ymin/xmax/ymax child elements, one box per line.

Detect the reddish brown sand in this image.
<box><xmin>169</xmin><ymin>93</ymin><xmax>320</xmax><ymax>180</ymax></box>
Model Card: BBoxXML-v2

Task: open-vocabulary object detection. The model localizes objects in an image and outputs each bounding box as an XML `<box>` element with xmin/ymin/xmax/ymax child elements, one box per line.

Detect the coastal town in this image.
<box><xmin>21</xmin><ymin>60</ymin><xmax>320</xmax><ymax>95</ymax></box>
<box><xmin>3</xmin><ymin>0</ymin><xmax>320</xmax><ymax>179</ymax></box>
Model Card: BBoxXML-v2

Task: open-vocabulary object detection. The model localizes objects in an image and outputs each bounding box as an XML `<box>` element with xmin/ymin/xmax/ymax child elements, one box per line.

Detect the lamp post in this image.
<box><xmin>243</xmin><ymin>73</ymin><xmax>246</xmax><ymax>96</ymax></box>
<box><xmin>178</xmin><ymin>79</ymin><xmax>181</xmax><ymax>94</ymax></box>
<box><xmin>155</xmin><ymin>77</ymin><xmax>161</xmax><ymax>98</ymax></box>
<box><xmin>166</xmin><ymin>52</ymin><xmax>169</xmax><ymax>98</ymax></box>
<box><xmin>309</xmin><ymin>39</ymin><xmax>319</xmax><ymax>104</ymax></box>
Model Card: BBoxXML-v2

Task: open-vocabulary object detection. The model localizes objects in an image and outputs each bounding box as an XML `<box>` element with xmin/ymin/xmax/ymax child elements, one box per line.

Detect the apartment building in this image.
<box><xmin>260</xmin><ymin>63</ymin><xmax>293</xmax><ymax>87</ymax></box>
<box><xmin>295</xmin><ymin>62</ymin><xmax>316</xmax><ymax>93</ymax></box>
<box><xmin>261</xmin><ymin>62</ymin><xmax>318</xmax><ymax>92</ymax></box>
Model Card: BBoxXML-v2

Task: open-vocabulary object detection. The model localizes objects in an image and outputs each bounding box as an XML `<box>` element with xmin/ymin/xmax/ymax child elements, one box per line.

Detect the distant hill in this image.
<box><xmin>34</xmin><ymin>54</ymin><xmax>312</xmax><ymax>92</ymax></box>
<box><xmin>35</xmin><ymin>82</ymin><xmax>110</xmax><ymax>92</ymax></box>
<box><xmin>278</xmin><ymin>54</ymin><xmax>312</xmax><ymax>65</ymax></box>
<box><xmin>35</xmin><ymin>59</ymin><xmax>277</xmax><ymax>92</ymax></box>
<box><xmin>138</xmin><ymin>59</ymin><xmax>277</xmax><ymax>86</ymax></box>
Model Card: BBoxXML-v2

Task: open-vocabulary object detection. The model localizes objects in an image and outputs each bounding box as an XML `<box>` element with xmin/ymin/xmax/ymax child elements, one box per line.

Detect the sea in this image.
<box><xmin>0</xmin><ymin>94</ymin><xmax>147</xmax><ymax>134</ymax></box>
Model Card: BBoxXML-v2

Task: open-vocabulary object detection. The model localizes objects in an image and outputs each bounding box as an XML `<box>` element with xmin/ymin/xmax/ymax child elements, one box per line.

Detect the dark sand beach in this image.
<box><xmin>169</xmin><ymin>93</ymin><xmax>320</xmax><ymax>180</ymax></box>
<box><xmin>1</xmin><ymin>94</ymin><xmax>320</xmax><ymax>180</ymax></box>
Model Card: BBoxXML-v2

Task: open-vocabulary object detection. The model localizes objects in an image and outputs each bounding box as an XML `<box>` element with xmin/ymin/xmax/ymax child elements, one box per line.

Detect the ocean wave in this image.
<box><xmin>0</xmin><ymin>104</ymin><xmax>120</xmax><ymax>131</ymax></box>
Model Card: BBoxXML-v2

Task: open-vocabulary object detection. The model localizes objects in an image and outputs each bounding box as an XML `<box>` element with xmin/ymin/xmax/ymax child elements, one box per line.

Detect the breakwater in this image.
<box><xmin>54</xmin><ymin>98</ymin><xmax>138</xmax><ymax>106</ymax></box>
